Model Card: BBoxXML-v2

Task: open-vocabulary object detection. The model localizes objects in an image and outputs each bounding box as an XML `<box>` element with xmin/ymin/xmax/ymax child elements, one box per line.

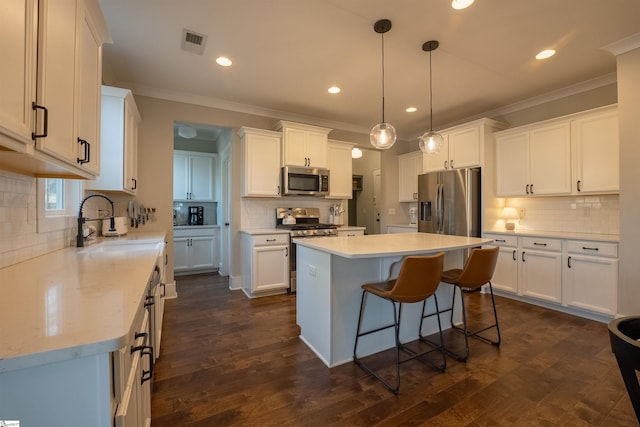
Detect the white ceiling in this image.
<box><xmin>99</xmin><ymin>0</ymin><xmax>640</xmax><ymax>141</ymax></box>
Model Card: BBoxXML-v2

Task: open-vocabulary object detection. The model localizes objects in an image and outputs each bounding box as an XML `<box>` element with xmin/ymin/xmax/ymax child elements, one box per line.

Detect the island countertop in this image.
<box><xmin>294</xmin><ymin>232</ymin><xmax>492</xmax><ymax>259</ymax></box>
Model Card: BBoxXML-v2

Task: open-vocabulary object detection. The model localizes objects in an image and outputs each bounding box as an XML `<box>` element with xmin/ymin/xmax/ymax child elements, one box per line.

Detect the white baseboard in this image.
<box><xmin>229</xmin><ymin>274</ymin><xmax>242</xmax><ymax>290</ymax></box>
<box><xmin>164</xmin><ymin>281</ymin><xmax>177</xmax><ymax>299</ymax></box>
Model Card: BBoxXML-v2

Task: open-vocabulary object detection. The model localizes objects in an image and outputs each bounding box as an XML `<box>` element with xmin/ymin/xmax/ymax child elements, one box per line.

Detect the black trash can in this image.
<box><xmin>609</xmin><ymin>316</ymin><xmax>640</xmax><ymax>424</ymax></box>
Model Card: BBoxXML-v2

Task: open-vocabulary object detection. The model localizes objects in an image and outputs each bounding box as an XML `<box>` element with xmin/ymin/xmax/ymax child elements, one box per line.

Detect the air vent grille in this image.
<box><xmin>181</xmin><ymin>29</ymin><xmax>207</xmax><ymax>55</ymax></box>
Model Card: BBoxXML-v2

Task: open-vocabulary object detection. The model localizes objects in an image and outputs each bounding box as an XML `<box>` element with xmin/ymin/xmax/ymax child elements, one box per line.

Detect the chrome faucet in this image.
<box><xmin>77</xmin><ymin>194</ymin><xmax>115</xmax><ymax>247</ymax></box>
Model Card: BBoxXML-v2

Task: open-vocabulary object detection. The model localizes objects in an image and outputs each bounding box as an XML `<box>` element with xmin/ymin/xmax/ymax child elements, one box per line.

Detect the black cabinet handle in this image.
<box><xmin>495</xmin><ymin>239</ymin><xmax>506</xmax><ymax>243</ymax></box>
<box><xmin>526</xmin><ymin>184</ymin><xmax>530</xmax><ymax>194</ymax></box>
<box><xmin>533</xmin><ymin>242</ymin><xmax>547</xmax><ymax>246</ymax></box>
<box><xmin>577</xmin><ymin>180</ymin><xmax>582</xmax><ymax>192</ymax></box>
<box><xmin>277</xmin><ymin>185</ymin><xmax>281</xmax><ymax>195</ymax></box>
<box><xmin>285</xmin><ymin>247</ymin><xmax>288</xmax><ymax>257</ymax></box>
<box><xmin>131</xmin><ymin>178</ymin><xmax>137</xmax><ymax>190</ymax></box>
<box><xmin>31</xmin><ymin>102</ymin><xmax>48</xmax><ymax>140</ymax></box>
<box><xmin>582</xmin><ymin>246</ymin><xmax>599</xmax><ymax>251</ymax></box>
<box><xmin>134</xmin><ymin>332</ymin><xmax>148</xmax><ymax>340</ymax></box>
<box><xmin>141</xmin><ymin>346</ymin><xmax>154</xmax><ymax>383</ymax></box>
<box><xmin>443</xmin><ymin>160</ymin><xmax>447</xmax><ymax>169</ymax></box>
<box><xmin>450</xmin><ymin>160</ymin><xmax>454</xmax><ymax>169</ymax></box>
<box><xmin>522</xmin><ymin>251</ymin><xmax>526</xmax><ymax>262</ymax></box>
<box><xmin>530</xmin><ymin>184</ymin><xmax>534</xmax><ymax>194</ymax></box>
<box><xmin>77</xmin><ymin>138</ymin><xmax>90</xmax><ymax>164</ymax></box>
<box><xmin>512</xmin><ymin>249</ymin><xmax>517</xmax><ymax>261</ymax></box>
<box><xmin>567</xmin><ymin>256</ymin><xmax>572</xmax><ymax>268</ymax></box>
<box><xmin>144</xmin><ymin>295</ymin><xmax>154</xmax><ymax>308</ymax></box>
<box><xmin>266</xmin><ymin>238</ymin><xmax>276</xmax><ymax>242</ymax></box>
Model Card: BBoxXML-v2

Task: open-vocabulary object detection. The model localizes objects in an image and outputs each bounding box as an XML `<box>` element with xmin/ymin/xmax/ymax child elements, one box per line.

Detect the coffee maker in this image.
<box><xmin>188</xmin><ymin>206</ymin><xmax>204</xmax><ymax>225</ymax></box>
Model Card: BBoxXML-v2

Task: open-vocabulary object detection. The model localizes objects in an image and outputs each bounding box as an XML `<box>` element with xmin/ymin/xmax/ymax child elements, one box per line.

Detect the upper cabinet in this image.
<box><xmin>572</xmin><ymin>105</ymin><xmax>619</xmax><ymax>194</ymax></box>
<box><xmin>276</xmin><ymin>121</ymin><xmax>330</xmax><ymax>168</ymax></box>
<box><xmin>423</xmin><ymin>119</ymin><xmax>505</xmax><ymax>173</ymax></box>
<box><xmin>86</xmin><ymin>86</ymin><xmax>140</xmax><ymax>194</ymax></box>
<box><xmin>496</xmin><ymin>105</ymin><xmax>618</xmax><ymax>197</ymax></box>
<box><xmin>326</xmin><ymin>140</ymin><xmax>354</xmax><ymax>199</ymax></box>
<box><xmin>398</xmin><ymin>151</ymin><xmax>423</xmax><ymax>202</ymax></box>
<box><xmin>173</xmin><ymin>150</ymin><xmax>216</xmax><ymax>201</ymax></box>
<box><xmin>0</xmin><ymin>0</ymin><xmax>110</xmax><ymax>179</ymax></box>
<box><xmin>239</xmin><ymin>127</ymin><xmax>282</xmax><ymax>198</ymax></box>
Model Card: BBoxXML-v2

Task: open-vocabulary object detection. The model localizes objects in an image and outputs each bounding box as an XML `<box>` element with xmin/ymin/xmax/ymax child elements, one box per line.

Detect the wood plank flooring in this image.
<box><xmin>151</xmin><ymin>273</ymin><xmax>637</xmax><ymax>426</ymax></box>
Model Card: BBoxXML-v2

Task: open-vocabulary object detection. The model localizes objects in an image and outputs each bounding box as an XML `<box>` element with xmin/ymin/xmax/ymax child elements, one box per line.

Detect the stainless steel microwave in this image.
<box><xmin>282</xmin><ymin>166</ymin><xmax>330</xmax><ymax>196</ymax></box>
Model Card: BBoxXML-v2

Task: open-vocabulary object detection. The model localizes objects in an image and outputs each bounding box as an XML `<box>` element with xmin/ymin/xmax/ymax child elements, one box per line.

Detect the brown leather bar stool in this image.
<box><xmin>439</xmin><ymin>246</ymin><xmax>500</xmax><ymax>361</ymax></box>
<box><xmin>353</xmin><ymin>252</ymin><xmax>446</xmax><ymax>395</ymax></box>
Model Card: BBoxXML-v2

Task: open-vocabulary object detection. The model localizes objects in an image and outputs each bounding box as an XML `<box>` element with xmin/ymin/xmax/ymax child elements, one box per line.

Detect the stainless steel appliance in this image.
<box><xmin>418</xmin><ymin>167</ymin><xmax>481</xmax><ymax>237</ymax></box>
<box><xmin>188</xmin><ymin>206</ymin><xmax>204</xmax><ymax>225</ymax></box>
<box><xmin>282</xmin><ymin>166</ymin><xmax>330</xmax><ymax>196</ymax></box>
<box><xmin>276</xmin><ymin>207</ymin><xmax>337</xmax><ymax>293</ymax></box>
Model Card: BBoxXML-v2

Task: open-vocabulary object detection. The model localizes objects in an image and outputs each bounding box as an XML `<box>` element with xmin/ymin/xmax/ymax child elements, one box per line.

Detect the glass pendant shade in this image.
<box><xmin>419</xmin><ymin>131</ymin><xmax>444</xmax><ymax>154</ymax></box>
<box><xmin>370</xmin><ymin>122</ymin><xmax>397</xmax><ymax>150</ymax></box>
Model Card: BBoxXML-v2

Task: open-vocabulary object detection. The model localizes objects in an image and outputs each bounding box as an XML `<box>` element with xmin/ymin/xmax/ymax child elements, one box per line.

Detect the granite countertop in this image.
<box><xmin>483</xmin><ymin>229</ymin><xmax>619</xmax><ymax>243</ymax></box>
<box><xmin>294</xmin><ymin>232</ymin><xmax>491</xmax><ymax>259</ymax></box>
<box><xmin>0</xmin><ymin>232</ymin><xmax>166</xmax><ymax>373</ymax></box>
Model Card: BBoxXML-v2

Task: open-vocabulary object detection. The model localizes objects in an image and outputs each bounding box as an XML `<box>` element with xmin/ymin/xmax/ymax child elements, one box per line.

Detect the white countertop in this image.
<box><xmin>173</xmin><ymin>224</ymin><xmax>219</xmax><ymax>229</ymax></box>
<box><xmin>483</xmin><ymin>229</ymin><xmax>619</xmax><ymax>242</ymax></box>
<box><xmin>294</xmin><ymin>232</ymin><xmax>491</xmax><ymax>259</ymax></box>
<box><xmin>239</xmin><ymin>228</ymin><xmax>290</xmax><ymax>236</ymax></box>
<box><xmin>0</xmin><ymin>232</ymin><xmax>166</xmax><ymax>373</ymax></box>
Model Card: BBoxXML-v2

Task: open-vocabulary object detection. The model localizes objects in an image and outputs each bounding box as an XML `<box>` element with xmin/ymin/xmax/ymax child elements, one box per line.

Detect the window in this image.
<box><xmin>37</xmin><ymin>178</ymin><xmax>81</xmax><ymax>233</ymax></box>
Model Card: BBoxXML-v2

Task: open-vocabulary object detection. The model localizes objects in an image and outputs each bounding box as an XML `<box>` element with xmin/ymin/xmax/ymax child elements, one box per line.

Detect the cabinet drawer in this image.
<box><xmin>174</xmin><ymin>227</ymin><xmax>216</xmax><ymax>238</ymax></box>
<box><xmin>521</xmin><ymin>237</ymin><xmax>561</xmax><ymax>251</ymax></box>
<box><xmin>565</xmin><ymin>240</ymin><xmax>618</xmax><ymax>258</ymax></box>
<box><xmin>252</xmin><ymin>234</ymin><xmax>289</xmax><ymax>246</ymax></box>
<box><xmin>484</xmin><ymin>234</ymin><xmax>518</xmax><ymax>247</ymax></box>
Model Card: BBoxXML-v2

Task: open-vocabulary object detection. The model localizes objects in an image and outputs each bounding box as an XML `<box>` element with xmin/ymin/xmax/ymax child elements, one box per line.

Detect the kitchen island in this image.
<box><xmin>294</xmin><ymin>232</ymin><xmax>491</xmax><ymax>367</ymax></box>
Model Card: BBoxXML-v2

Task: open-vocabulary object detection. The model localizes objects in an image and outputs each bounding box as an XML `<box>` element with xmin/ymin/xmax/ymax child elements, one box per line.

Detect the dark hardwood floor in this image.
<box><xmin>151</xmin><ymin>273</ymin><xmax>637</xmax><ymax>426</ymax></box>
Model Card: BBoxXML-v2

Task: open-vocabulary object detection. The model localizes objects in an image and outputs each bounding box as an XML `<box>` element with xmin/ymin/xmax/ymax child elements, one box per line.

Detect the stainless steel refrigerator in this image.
<box><xmin>418</xmin><ymin>167</ymin><xmax>481</xmax><ymax>237</ymax></box>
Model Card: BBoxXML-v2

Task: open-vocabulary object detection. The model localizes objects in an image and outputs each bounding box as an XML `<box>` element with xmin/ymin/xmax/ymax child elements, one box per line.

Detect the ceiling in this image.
<box><xmin>99</xmin><ymin>0</ymin><xmax>640</xmax><ymax>141</ymax></box>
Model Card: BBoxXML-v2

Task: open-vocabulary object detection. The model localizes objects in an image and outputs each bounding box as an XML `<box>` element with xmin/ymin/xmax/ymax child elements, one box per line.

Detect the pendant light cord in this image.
<box><xmin>429</xmin><ymin>49</ymin><xmax>433</xmax><ymax>133</ymax></box>
<box><xmin>381</xmin><ymin>32</ymin><xmax>386</xmax><ymax>123</ymax></box>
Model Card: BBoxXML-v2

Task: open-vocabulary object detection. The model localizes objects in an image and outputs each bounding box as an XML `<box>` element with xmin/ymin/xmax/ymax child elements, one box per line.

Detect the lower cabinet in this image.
<box><xmin>337</xmin><ymin>228</ymin><xmax>365</xmax><ymax>236</ymax></box>
<box><xmin>241</xmin><ymin>232</ymin><xmax>289</xmax><ymax>297</ymax></box>
<box><xmin>485</xmin><ymin>233</ymin><xmax>618</xmax><ymax>318</ymax></box>
<box><xmin>174</xmin><ymin>227</ymin><xmax>219</xmax><ymax>274</ymax></box>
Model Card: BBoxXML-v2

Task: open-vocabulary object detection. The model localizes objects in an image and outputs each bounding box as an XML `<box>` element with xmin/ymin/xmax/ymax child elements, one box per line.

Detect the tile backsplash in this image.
<box><xmin>0</xmin><ymin>171</ymin><xmax>74</xmax><ymax>269</ymax></box>
<box><xmin>497</xmin><ymin>195</ymin><xmax>619</xmax><ymax>235</ymax></box>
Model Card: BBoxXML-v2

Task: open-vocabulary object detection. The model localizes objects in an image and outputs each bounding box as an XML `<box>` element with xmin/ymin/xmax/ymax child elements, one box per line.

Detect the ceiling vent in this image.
<box><xmin>181</xmin><ymin>29</ymin><xmax>207</xmax><ymax>55</ymax></box>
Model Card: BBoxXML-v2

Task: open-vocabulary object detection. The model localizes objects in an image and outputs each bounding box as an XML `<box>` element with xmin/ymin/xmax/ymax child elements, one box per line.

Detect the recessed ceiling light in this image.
<box><xmin>536</xmin><ymin>49</ymin><xmax>556</xmax><ymax>60</ymax></box>
<box><xmin>451</xmin><ymin>0</ymin><xmax>474</xmax><ymax>10</ymax></box>
<box><xmin>406</xmin><ymin>107</ymin><xmax>417</xmax><ymax>113</ymax></box>
<box><xmin>216</xmin><ymin>56</ymin><xmax>232</xmax><ymax>67</ymax></box>
<box><xmin>328</xmin><ymin>86</ymin><xmax>341</xmax><ymax>94</ymax></box>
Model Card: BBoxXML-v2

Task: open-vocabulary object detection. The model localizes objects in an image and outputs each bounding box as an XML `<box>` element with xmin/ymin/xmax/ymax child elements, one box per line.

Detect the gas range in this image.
<box><xmin>276</xmin><ymin>207</ymin><xmax>337</xmax><ymax>237</ymax></box>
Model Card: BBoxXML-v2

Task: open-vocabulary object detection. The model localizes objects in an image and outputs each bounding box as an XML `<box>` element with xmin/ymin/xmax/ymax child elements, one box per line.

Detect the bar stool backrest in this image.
<box><xmin>454</xmin><ymin>246</ymin><xmax>499</xmax><ymax>289</ymax></box>
<box><xmin>389</xmin><ymin>252</ymin><xmax>444</xmax><ymax>303</ymax></box>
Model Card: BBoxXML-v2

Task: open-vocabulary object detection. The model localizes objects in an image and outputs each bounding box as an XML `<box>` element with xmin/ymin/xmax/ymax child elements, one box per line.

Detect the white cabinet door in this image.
<box><xmin>492</xmin><ymin>245</ymin><xmax>519</xmax><ymax>294</ymax></box>
<box><xmin>528</xmin><ymin>122</ymin><xmax>571</xmax><ymax>195</ymax></box>
<box><xmin>189</xmin><ymin>153</ymin><xmax>215</xmax><ymax>201</ymax></box>
<box><xmin>189</xmin><ymin>236</ymin><xmax>216</xmax><ymax>269</ymax></box>
<box><xmin>520</xmin><ymin>249</ymin><xmax>562</xmax><ymax>303</ymax></box>
<box><xmin>278</xmin><ymin>121</ymin><xmax>330</xmax><ymax>168</ymax></box>
<box><xmin>123</xmin><ymin>97</ymin><xmax>139</xmax><ymax>193</ymax></box>
<box><xmin>572</xmin><ymin>106</ymin><xmax>619</xmax><ymax>194</ymax></box>
<box><xmin>326</xmin><ymin>141</ymin><xmax>353</xmax><ymax>199</ymax></box>
<box><xmin>239</xmin><ymin>127</ymin><xmax>282</xmax><ymax>197</ymax></box>
<box><xmin>496</xmin><ymin>132</ymin><xmax>529</xmax><ymax>196</ymax></box>
<box><xmin>306</xmin><ymin>130</ymin><xmax>328</xmax><ymax>168</ymax></box>
<box><xmin>0</xmin><ymin>0</ymin><xmax>37</xmax><ymax>147</ymax></box>
<box><xmin>448</xmin><ymin>125</ymin><xmax>481</xmax><ymax>170</ymax></box>
<box><xmin>173</xmin><ymin>237</ymin><xmax>190</xmax><ymax>272</ymax></box>
<box><xmin>398</xmin><ymin>151</ymin><xmax>423</xmax><ymax>201</ymax></box>
<box><xmin>564</xmin><ymin>254</ymin><xmax>618</xmax><ymax>315</ymax></box>
<box><xmin>282</xmin><ymin>127</ymin><xmax>308</xmax><ymax>167</ymax></box>
<box><xmin>252</xmin><ymin>245</ymin><xmax>289</xmax><ymax>293</ymax></box>
<box><xmin>173</xmin><ymin>152</ymin><xmax>189</xmax><ymax>200</ymax></box>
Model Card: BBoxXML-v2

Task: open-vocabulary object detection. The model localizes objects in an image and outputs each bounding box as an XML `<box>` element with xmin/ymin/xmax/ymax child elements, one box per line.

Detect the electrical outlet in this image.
<box><xmin>308</xmin><ymin>265</ymin><xmax>316</xmax><ymax>277</ymax></box>
<box><xmin>519</xmin><ymin>208</ymin><xmax>526</xmax><ymax>219</ymax></box>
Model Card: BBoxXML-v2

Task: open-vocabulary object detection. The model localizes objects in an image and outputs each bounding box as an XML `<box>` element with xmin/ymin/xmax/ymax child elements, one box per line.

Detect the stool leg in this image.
<box><xmin>613</xmin><ymin>353</ymin><xmax>640</xmax><ymax>423</ymax></box>
<box><xmin>353</xmin><ymin>290</ymin><xmax>367</xmax><ymax>359</ymax></box>
<box><xmin>486</xmin><ymin>281</ymin><xmax>501</xmax><ymax>346</ymax></box>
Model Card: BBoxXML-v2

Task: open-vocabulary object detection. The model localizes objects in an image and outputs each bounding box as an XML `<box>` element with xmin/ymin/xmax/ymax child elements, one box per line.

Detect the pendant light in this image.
<box><xmin>419</xmin><ymin>40</ymin><xmax>444</xmax><ymax>155</ymax></box>
<box><xmin>370</xmin><ymin>19</ymin><xmax>397</xmax><ymax>150</ymax></box>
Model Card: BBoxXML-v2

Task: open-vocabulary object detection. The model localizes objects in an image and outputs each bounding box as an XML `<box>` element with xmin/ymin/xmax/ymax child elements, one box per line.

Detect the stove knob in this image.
<box><xmin>303</xmin><ymin>230</ymin><xmax>311</xmax><ymax>236</ymax></box>
<box><xmin>324</xmin><ymin>229</ymin><xmax>332</xmax><ymax>235</ymax></box>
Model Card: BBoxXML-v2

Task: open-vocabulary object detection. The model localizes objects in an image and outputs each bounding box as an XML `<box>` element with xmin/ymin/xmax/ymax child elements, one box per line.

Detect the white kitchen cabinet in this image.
<box><xmin>484</xmin><ymin>234</ymin><xmax>519</xmax><ymax>294</ymax></box>
<box><xmin>326</xmin><ymin>140</ymin><xmax>354</xmax><ymax>199</ymax></box>
<box><xmin>424</xmin><ymin>125</ymin><xmax>483</xmax><ymax>173</ymax></box>
<box><xmin>174</xmin><ymin>227</ymin><xmax>218</xmax><ymax>274</ymax></box>
<box><xmin>563</xmin><ymin>240</ymin><xmax>618</xmax><ymax>316</ymax></box>
<box><xmin>277</xmin><ymin>120</ymin><xmax>330</xmax><ymax>168</ymax></box>
<box><xmin>572</xmin><ymin>105</ymin><xmax>619</xmax><ymax>194</ymax></box>
<box><xmin>398</xmin><ymin>151</ymin><xmax>423</xmax><ymax>201</ymax></box>
<box><xmin>241</xmin><ymin>232</ymin><xmax>289</xmax><ymax>297</ymax></box>
<box><xmin>239</xmin><ymin>127</ymin><xmax>282</xmax><ymax>197</ymax></box>
<box><xmin>495</xmin><ymin>120</ymin><xmax>571</xmax><ymax>196</ymax></box>
<box><xmin>86</xmin><ymin>86</ymin><xmax>140</xmax><ymax>194</ymax></box>
<box><xmin>519</xmin><ymin>237</ymin><xmax>563</xmax><ymax>303</ymax></box>
<box><xmin>0</xmin><ymin>0</ymin><xmax>109</xmax><ymax>179</ymax></box>
<box><xmin>173</xmin><ymin>150</ymin><xmax>216</xmax><ymax>201</ymax></box>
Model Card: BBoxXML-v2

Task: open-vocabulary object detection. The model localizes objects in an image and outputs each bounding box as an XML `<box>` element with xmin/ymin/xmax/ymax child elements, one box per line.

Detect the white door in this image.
<box><xmin>372</xmin><ymin>169</ymin><xmax>381</xmax><ymax>235</ymax></box>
